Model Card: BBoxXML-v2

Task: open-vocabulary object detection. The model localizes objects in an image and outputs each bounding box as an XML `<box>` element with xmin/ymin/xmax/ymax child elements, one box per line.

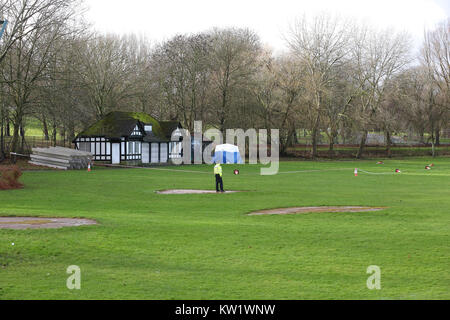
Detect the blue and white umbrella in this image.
<box><xmin>212</xmin><ymin>144</ymin><xmax>243</xmax><ymax>164</ymax></box>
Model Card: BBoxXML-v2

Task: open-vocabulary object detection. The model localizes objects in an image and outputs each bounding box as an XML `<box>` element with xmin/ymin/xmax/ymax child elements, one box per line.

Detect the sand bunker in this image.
<box><xmin>156</xmin><ymin>189</ymin><xmax>241</xmax><ymax>194</ymax></box>
<box><xmin>0</xmin><ymin>217</ymin><xmax>97</xmax><ymax>230</ymax></box>
<box><xmin>248</xmin><ymin>206</ymin><xmax>385</xmax><ymax>216</ymax></box>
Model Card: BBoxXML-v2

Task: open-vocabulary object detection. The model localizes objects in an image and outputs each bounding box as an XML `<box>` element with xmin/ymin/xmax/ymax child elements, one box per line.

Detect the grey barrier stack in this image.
<box><xmin>29</xmin><ymin>147</ymin><xmax>93</xmax><ymax>170</ymax></box>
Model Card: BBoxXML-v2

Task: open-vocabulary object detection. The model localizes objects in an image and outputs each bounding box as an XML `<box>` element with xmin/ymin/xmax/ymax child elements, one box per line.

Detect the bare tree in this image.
<box><xmin>423</xmin><ymin>18</ymin><xmax>450</xmax><ymax>111</ymax></box>
<box><xmin>286</xmin><ymin>13</ymin><xmax>351</xmax><ymax>158</ymax></box>
<box><xmin>151</xmin><ymin>33</ymin><xmax>212</xmax><ymax>131</ymax></box>
<box><xmin>1</xmin><ymin>0</ymin><xmax>64</xmax><ymax>63</ymax></box>
<box><xmin>36</xmin><ymin>34</ymin><xmax>90</xmax><ymax>146</ymax></box>
<box><xmin>0</xmin><ymin>0</ymin><xmax>83</xmax><ymax>153</ymax></box>
<box><xmin>129</xmin><ymin>35</ymin><xmax>154</xmax><ymax>115</ymax></box>
<box><xmin>251</xmin><ymin>52</ymin><xmax>304</xmax><ymax>154</ymax></box>
<box><xmin>252</xmin><ymin>50</ymin><xmax>280</xmax><ymax>130</ymax></box>
<box><xmin>350</xmin><ymin>26</ymin><xmax>411</xmax><ymax>158</ymax></box>
<box><xmin>74</xmin><ymin>34</ymin><xmax>139</xmax><ymax>119</ymax></box>
<box><xmin>422</xmin><ymin>19</ymin><xmax>450</xmax><ymax>151</ymax></box>
<box><xmin>274</xmin><ymin>55</ymin><xmax>304</xmax><ymax>154</ymax></box>
<box><xmin>209</xmin><ymin>27</ymin><xmax>261</xmax><ymax>132</ymax></box>
<box><xmin>322</xmin><ymin>64</ymin><xmax>355</xmax><ymax>154</ymax></box>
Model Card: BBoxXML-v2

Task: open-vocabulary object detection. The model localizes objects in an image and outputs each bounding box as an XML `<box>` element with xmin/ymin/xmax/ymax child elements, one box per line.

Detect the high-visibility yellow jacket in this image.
<box><xmin>214</xmin><ymin>164</ymin><xmax>222</xmax><ymax>177</ymax></box>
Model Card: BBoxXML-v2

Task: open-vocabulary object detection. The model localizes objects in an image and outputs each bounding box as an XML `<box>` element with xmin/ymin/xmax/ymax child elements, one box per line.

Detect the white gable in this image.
<box><xmin>131</xmin><ymin>125</ymin><xmax>142</xmax><ymax>136</ymax></box>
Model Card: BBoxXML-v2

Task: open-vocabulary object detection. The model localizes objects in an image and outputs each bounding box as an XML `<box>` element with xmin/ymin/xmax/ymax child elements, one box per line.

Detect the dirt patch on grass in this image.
<box><xmin>248</xmin><ymin>206</ymin><xmax>386</xmax><ymax>216</ymax></box>
<box><xmin>0</xmin><ymin>217</ymin><xmax>97</xmax><ymax>229</ymax></box>
<box><xmin>156</xmin><ymin>189</ymin><xmax>242</xmax><ymax>194</ymax></box>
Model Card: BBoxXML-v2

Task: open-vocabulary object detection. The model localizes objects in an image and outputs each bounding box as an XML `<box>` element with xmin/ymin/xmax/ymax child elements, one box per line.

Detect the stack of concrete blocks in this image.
<box><xmin>29</xmin><ymin>147</ymin><xmax>93</xmax><ymax>170</ymax></box>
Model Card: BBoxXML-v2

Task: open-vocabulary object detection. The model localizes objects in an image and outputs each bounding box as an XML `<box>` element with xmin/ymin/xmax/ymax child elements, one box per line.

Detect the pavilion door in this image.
<box><xmin>160</xmin><ymin>143</ymin><xmax>168</xmax><ymax>163</ymax></box>
<box><xmin>142</xmin><ymin>143</ymin><xmax>150</xmax><ymax>164</ymax></box>
<box><xmin>112</xmin><ymin>143</ymin><xmax>120</xmax><ymax>164</ymax></box>
<box><xmin>151</xmin><ymin>143</ymin><xmax>159</xmax><ymax>163</ymax></box>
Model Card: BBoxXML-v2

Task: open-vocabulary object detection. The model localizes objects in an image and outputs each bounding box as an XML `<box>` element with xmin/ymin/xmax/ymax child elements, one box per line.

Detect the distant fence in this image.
<box><xmin>296</xmin><ymin>131</ymin><xmax>450</xmax><ymax>146</ymax></box>
<box><xmin>288</xmin><ymin>143</ymin><xmax>450</xmax><ymax>158</ymax></box>
<box><xmin>2</xmin><ymin>136</ymin><xmax>74</xmax><ymax>155</ymax></box>
<box><xmin>443</xmin><ymin>129</ymin><xmax>450</xmax><ymax>139</ymax></box>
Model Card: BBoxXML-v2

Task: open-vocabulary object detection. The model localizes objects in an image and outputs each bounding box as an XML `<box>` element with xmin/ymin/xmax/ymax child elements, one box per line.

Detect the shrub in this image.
<box><xmin>0</xmin><ymin>165</ymin><xmax>24</xmax><ymax>190</ymax></box>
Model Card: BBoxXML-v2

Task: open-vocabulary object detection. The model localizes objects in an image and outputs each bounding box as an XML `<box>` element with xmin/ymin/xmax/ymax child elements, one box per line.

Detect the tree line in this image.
<box><xmin>0</xmin><ymin>1</ymin><xmax>449</xmax><ymax>160</ymax></box>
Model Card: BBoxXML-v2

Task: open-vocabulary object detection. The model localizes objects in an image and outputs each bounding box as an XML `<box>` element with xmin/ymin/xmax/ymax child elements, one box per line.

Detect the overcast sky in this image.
<box><xmin>86</xmin><ymin>0</ymin><xmax>449</xmax><ymax>53</ymax></box>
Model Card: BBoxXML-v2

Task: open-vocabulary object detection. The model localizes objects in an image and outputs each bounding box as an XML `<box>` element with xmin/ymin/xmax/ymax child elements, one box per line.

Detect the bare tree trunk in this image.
<box><xmin>0</xmin><ymin>107</ymin><xmax>4</xmax><ymax>161</ymax></box>
<box><xmin>11</xmin><ymin>122</ymin><xmax>20</xmax><ymax>154</ymax></box>
<box><xmin>219</xmin><ymin>87</ymin><xmax>228</xmax><ymax>134</ymax></box>
<box><xmin>328</xmin><ymin>129</ymin><xmax>338</xmax><ymax>157</ymax></box>
<box><xmin>6</xmin><ymin>116</ymin><xmax>11</xmax><ymax>137</ymax></box>
<box><xmin>385</xmin><ymin>130</ymin><xmax>392</xmax><ymax>158</ymax></box>
<box><xmin>67</xmin><ymin>123</ymin><xmax>75</xmax><ymax>146</ymax></box>
<box><xmin>435</xmin><ymin>128</ymin><xmax>440</xmax><ymax>146</ymax></box>
<box><xmin>280</xmin><ymin>127</ymin><xmax>296</xmax><ymax>156</ymax></box>
<box><xmin>311</xmin><ymin>127</ymin><xmax>318</xmax><ymax>159</ymax></box>
<box><xmin>60</xmin><ymin>127</ymin><xmax>66</xmax><ymax>147</ymax></box>
<box><xmin>10</xmin><ymin>110</ymin><xmax>24</xmax><ymax>154</ymax></box>
<box><xmin>310</xmin><ymin>114</ymin><xmax>320</xmax><ymax>158</ymax></box>
<box><xmin>329</xmin><ymin>135</ymin><xmax>339</xmax><ymax>158</ymax></box>
<box><xmin>431</xmin><ymin>132</ymin><xmax>436</xmax><ymax>158</ymax></box>
<box><xmin>293</xmin><ymin>129</ymin><xmax>298</xmax><ymax>145</ymax></box>
<box><xmin>52</xmin><ymin>123</ymin><xmax>57</xmax><ymax>147</ymax></box>
<box><xmin>20</xmin><ymin>125</ymin><xmax>26</xmax><ymax>154</ymax></box>
<box><xmin>356</xmin><ymin>130</ymin><xmax>368</xmax><ymax>159</ymax></box>
<box><xmin>42</xmin><ymin>117</ymin><xmax>49</xmax><ymax>140</ymax></box>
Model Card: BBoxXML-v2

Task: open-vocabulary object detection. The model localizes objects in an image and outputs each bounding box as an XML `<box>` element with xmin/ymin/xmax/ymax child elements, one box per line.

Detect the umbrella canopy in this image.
<box><xmin>212</xmin><ymin>144</ymin><xmax>243</xmax><ymax>164</ymax></box>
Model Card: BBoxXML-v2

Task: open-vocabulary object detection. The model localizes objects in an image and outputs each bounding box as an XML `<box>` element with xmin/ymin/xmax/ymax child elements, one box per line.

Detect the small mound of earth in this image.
<box><xmin>0</xmin><ymin>217</ymin><xmax>97</xmax><ymax>230</ymax></box>
<box><xmin>157</xmin><ymin>189</ymin><xmax>240</xmax><ymax>194</ymax></box>
<box><xmin>248</xmin><ymin>206</ymin><xmax>385</xmax><ymax>216</ymax></box>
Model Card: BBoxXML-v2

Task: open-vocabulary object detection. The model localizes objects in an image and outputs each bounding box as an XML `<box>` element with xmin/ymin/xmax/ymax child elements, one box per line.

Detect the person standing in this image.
<box><xmin>214</xmin><ymin>163</ymin><xmax>224</xmax><ymax>193</ymax></box>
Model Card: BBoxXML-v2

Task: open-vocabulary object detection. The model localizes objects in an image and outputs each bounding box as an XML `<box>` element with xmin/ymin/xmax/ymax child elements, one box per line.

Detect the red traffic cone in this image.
<box><xmin>354</xmin><ymin>168</ymin><xmax>358</xmax><ymax>176</ymax></box>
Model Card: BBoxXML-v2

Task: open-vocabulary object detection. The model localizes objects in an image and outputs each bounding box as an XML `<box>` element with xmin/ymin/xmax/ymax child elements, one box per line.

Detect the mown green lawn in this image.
<box><xmin>0</xmin><ymin>158</ymin><xmax>449</xmax><ymax>299</ymax></box>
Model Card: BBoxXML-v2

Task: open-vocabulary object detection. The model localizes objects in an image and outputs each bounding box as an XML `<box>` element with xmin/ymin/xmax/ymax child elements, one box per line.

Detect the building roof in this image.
<box><xmin>75</xmin><ymin>111</ymin><xmax>167</xmax><ymax>141</ymax></box>
<box><xmin>142</xmin><ymin>131</ymin><xmax>165</xmax><ymax>143</ymax></box>
<box><xmin>74</xmin><ymin>111</ymin><xmax>218</xmax><ymax>145</ymax></box>
<box><xmin>159</xmin><ymin>121</ymin><xmax>182</xmax><ymax>139</ymax></box>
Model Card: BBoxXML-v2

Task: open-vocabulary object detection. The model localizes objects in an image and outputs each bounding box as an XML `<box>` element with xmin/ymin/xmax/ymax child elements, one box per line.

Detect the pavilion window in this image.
<box><xmin>136</xmin><ymin>142</ymin><xmax>141</xmax><ymax>154</ymax></box>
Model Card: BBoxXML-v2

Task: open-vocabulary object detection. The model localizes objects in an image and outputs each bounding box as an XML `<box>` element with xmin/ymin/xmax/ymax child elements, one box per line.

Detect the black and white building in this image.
<box><xmin>73</xmin><ymin>111</ymin><xmax>185</xmax><ymax>164</ymax></box>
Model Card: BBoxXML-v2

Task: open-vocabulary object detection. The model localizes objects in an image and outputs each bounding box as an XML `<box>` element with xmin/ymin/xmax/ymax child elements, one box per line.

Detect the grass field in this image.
<box><xmin>0</xmin><ymin>158</ymin><xmax>449</xmax><ymax>299</ymax></box>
